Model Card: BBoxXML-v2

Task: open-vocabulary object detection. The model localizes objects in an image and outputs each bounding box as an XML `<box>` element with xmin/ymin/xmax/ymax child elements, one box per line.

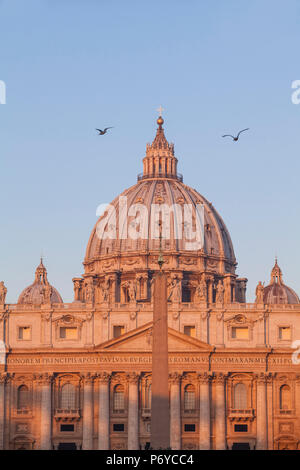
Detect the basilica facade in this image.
<box><xmin>0</xmin><ymin>117</ymin><xmax>300</xmax><ymax>450</ymax></box>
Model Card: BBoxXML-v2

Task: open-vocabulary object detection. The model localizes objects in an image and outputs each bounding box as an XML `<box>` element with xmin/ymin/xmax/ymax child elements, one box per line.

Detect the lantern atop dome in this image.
<box><xmin>139</xmin><ymin>114</ymin><xmax>182</xmax><ymax>182</ymax></box>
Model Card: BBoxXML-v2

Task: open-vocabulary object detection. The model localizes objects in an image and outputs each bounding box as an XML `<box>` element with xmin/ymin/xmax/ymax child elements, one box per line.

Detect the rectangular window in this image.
<box><xmin>232</xmin><ymin>327</ymin><xmax>249</xmax><ymax>339</ymax></box>
<box><xmin>59</xmin><ymin>327</ymin><xmax>78</xmax><ymax>339</ymax></box>
<box><xmin>113</xmin><ymin>423</ymin><xmax>124</xmax><ymax>432</ymax></box>
<box><xmin>18</xmin><ymin>326</ymin><xmax>31</xmax><ymax>340</ymax></box>
<box><xmin>279</xmin><ymin>327</ymin><xmax>291</xmax><ymax>340</ymax></box>
<box><xmin>182</xmin><ymin>287</ymin><xmax>191</xmax><ymax>303</ymax></box>
<box><xmin>184</xmin><ymin>326</ymin><xmax>196</xmax><ymax>338</ymax></box>
<box><xmin>234</xmin><ymin>424</ymin><xmax>248</xmax><ymax>433</ymax></box>
<box><xmin>184</xmin><ymin>424</ymin><xmax>196</xmax><ymax>432</ymax></box>
<box><xmin>113</xmin><ymin>326</ymin><xmax>125</xmax><ymax>338</ymax></box>
<box><xmin>60</xmin><ymin>424</ymin><xmax>74</xmax><ymax>432</ymax></box>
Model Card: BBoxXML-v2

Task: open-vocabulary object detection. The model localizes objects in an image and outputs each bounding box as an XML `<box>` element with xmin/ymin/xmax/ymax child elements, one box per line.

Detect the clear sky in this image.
<box><xmin>1</xmin><ymin>0</ymin><xmax>300</xmax><ymax>303</ymax></box>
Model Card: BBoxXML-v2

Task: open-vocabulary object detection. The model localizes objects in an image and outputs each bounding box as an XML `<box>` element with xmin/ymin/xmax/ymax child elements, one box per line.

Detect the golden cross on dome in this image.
<box><xmin>157</xmin><ymin>105</ymin><xmax>164</xmax><ymax>117</ymax></box>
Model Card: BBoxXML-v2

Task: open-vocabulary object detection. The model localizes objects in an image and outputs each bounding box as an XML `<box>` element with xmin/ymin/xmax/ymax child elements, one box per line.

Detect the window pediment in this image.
<box><xmin>53</xmin><ymin>314</ymin><xmax>85</xmax><ymax>327</ymax></box>
<box><xmin>225</xmin><ymin>314</ymin><xmax>256</xmax><ymax>326</ymax></box>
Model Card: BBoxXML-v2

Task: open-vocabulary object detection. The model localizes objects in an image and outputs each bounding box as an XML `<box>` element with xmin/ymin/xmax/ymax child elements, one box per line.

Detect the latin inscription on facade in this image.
<box><xmin>5</xmin><ymin>355</ymin><xmax>295</xmax><ymax>366</ymax></box>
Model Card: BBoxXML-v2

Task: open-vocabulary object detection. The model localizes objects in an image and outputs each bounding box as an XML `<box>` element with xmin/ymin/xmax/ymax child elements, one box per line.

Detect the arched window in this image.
<box><xmin>60</xmin><ymin>383</ymin><xmax>76</xmax><ymax>409</ymax></box>
<box><xmin>184</xmin><ymin>384</ymin><xmax>196</xmax><ymax>410</ymax></box>
<box><xmin>234</xmin><ymin>383</ymin><xmax>247</xmax><ymax>409</ymax></box>
<box><xmin>17</xmin><ymin>385</ymin><xmax>29</xmax><ymax>409</ymax></box>
<box><xmin>113</xmin><ymin>384</ymin><xmax>125</xmax><ymax>411</ymax></box>
<box><xmin>280</xmin><ymin>385</ymin><xmax>291</xmax><ymax>410</ymax></box>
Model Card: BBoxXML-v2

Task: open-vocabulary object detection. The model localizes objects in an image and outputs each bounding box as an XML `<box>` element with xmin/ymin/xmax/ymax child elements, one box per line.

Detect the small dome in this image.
<box><xmin>263</xmin><ymin>259</ymin><xmax>299</xmax><ymax>304</ymax></box>
<box><xmin>18</xmin><ymin>259</ymin><xmax>63</xmax><ymax>305</ymax></box>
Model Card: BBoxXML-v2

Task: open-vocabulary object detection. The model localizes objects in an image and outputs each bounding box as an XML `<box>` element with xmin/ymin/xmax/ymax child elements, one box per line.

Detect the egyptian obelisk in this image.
<box><xmin>150</xmin><ymin>221</ymin><xmax>170</xmax><ymax>449</ymax></box>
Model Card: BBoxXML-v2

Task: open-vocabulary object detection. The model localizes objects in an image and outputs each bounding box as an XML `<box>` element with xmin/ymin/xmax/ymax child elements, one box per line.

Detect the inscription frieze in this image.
<box><xmin>5</xmin><ymin>354</ymin><xmax>298</xmax><ymax>367</ymax></box>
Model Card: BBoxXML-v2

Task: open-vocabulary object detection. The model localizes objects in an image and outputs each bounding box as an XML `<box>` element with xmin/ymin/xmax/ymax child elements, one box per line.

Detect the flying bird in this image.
<box><xmin>96</xmin><ymin>127</ymin><xmax>113</xmax><ymax>135</ymax></box>
<box><xmin>222</xmin><ymin>128</ymin><xmax>249</xmax><ymax>141</ymax></box>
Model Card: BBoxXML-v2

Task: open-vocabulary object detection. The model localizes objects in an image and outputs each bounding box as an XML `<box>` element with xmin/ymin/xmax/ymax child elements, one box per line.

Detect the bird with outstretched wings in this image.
<box><xmin>96</xmin><ymin>127</ymin><xmax>114</xmax><ymax>135</ymax></box>
<box><xmin>222</xmin><ymin>128</ymin><xmax>249</xmax><ymax>141</ymax></box>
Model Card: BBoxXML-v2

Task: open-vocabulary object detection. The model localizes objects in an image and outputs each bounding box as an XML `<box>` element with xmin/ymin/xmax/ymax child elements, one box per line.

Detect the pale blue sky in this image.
<box><xmin>1</xmin><ymin>0</ymin><xmax>300</xmax><ymax>303</ymax></box>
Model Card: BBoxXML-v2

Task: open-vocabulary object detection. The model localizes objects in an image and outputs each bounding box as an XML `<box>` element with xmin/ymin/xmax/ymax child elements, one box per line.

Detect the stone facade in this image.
<box><xmin>0</xmin><ymin>117</ymin><xmax>300</xmax><ymax>450</ymax></box>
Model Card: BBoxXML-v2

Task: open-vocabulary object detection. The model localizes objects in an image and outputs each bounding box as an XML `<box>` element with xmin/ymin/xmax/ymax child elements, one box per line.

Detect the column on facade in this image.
<box><xmin>40</xmin><ymin>373</ymin><xmax>53</xmax><ymax>450</ymax></box>
<box><xmin>41</xmin><ymin>312</ymin><xmax>52</xmax><ymax>346</ymax></box>
<box><xmin>109</xmin><ymin>275</ymin><xmax>116</xmax><ymax>304</ymax></box>
<box><xmin>135</xmin><ymin>275</ymin><xmax>141</xmax><ymax>301</ymax></box>
<box><xmin>201</xmin><ymin>311</ymin><xmax>209</xmax><ymax>343</ymax></box>
<box><xmin>231</xmin><ymin>280</ymin><xmax>236</xmax><ymax>302</ymax></box>
<box><xmin>166</xmin><ymin>157</ymin><xmax>170</xmax><ymax>174</ymax></box>
<box><xmin>98</xmin><ymin>373</ymin><xmax>110</xmax><ymax>450</ymax></box>
<box><xmin>215</xmin><ymin>312</ymin><xmax>224</xmax><ymax>347</ymax></box>
<box><xmin>266</xmin><ymin>374</ymin><xmax>274</xmax><ymax>450</ymax></box>
<box><xmin>198</xmin><ymin>373</ymin><xmax>211</xmax><ymax>450</ymax></box>
<box><xmin>214</xmin><ymin>373</ymin><xmax>226</xmax><ymax>450</ymax></box>
<box><xmin>127</xmin><ymin>373</ymin><xmax>139</xmax><ymax>450</ymax></box>
<box><xmin>85</xmin><ymin>312</ymin><xmax>94</xmax><ymax>346</ymax></box>
<box><xmin>141</xmin><ymin>274</ymin><xmax>148</xmax><ymax>300</ymax></box>
<box><xmin>223</xmin><ymin>277</ymin><xmax>232</xmax><ymax>304</ymax></box>
<box><xmin>0</xmin><ymin>373</ymin><xmax>7</xmax><ymax>450</ymax></box>
<box><xmin>82</xmin><ymin>373</ymin><xmax>95</xmax><ymax>450</ymax></box>
<box><xmin>256</xmin><ymin>311</ymin><xmax>266</xmax><ymax>347</ymax></box>
<box><xmin>169</xmin><ymin>373</ymin><xmax>181</xmax><ymax>450</ymax></box>
<box><xmin>154</xmin><ymin>157</ymin><xmax>159</xmax><ymax>176</ymax></box>
<box><xmin>144</xmin><ymin>157</ymin><xmax>148</xmax><ymax>175</ymax></box>
<box><xmin>149</xmin><ymin>157</ymin><xmax>153</xmax><ymax>175</ymax></box>
<box><xmin>256</xmin><ymin>373</ymin><xmax>267</xmax><ymax>450</ymax></box>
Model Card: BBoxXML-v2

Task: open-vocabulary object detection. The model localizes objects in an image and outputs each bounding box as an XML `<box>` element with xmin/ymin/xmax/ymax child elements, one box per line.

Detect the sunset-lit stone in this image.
<box><xmin>0</xmin><ymin>118</ymin><xmax>300</xmax><ymax>450</ymax></box>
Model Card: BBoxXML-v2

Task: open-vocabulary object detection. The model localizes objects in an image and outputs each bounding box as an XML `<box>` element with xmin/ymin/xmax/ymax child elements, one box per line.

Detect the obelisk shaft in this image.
<box><xmin>151</xmin><ymin>271</ymin><xmax>170</xmax><ymax>449</ymax></box>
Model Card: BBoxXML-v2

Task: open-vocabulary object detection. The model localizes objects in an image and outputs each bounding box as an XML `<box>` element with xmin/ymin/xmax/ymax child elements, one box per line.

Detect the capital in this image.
<box><xmin>126</xmin><ymin>372</ymin><xmax>140</xmax><ymax>384</ymax></box>
<box><xmin>295</xmin><ymin>374</ymin><xmax>300</xmax><ymax>384</ymax></box>
<box><xmin>82</xmin><ymin>372</ymin><xmax>97</xmax><ymax>384</ymax></box>
<box><xmin>169</xmin><ymin>372</ymin><xmax>181</xmax><ymax>384</ymax></box>
<box><xmin>86</xmin><ymin>312</ymin><xmax>94</xmax><ymax>321</ymax></box>
<box><xmin>213</xmin><ymin>372</ymin><xmax>227</xmax><ymax>384</ymax></box>
<box><xmin>41</xmin><ymin>312</ymin><xmax>52</xmax><ymax>322</ymax></box>
<box><xmin>216</xmin><ymin>312</ymin><xmax>224</xmax><ymax>321</ymax></box>
<box><xmin>0</xmin><ymin>372</ymin><xmax>8</xmax><ymax>384</ymax></box>
<box><xmin>37</xmin><ymin>373</ymin><xmax>54</xmax><ymax>385</ymax></box>
<box><xmin>98</xmin><ymin>372</ymin><xmax>111</xmax><ymax>384</ymax></box>
<box><xmin>198</xmin><ymin>372</ymin><xmax>211</xmax><ymax>385</ymax></box>
<box><xmin>255</xmin><ymin>372</ymin><xmax>267</xmax><ymax>385</ymax></box>
<box><xmin>130</xmin><ymin>311</ymin><xmax>137</xmax><ymax>320</ymax></box>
